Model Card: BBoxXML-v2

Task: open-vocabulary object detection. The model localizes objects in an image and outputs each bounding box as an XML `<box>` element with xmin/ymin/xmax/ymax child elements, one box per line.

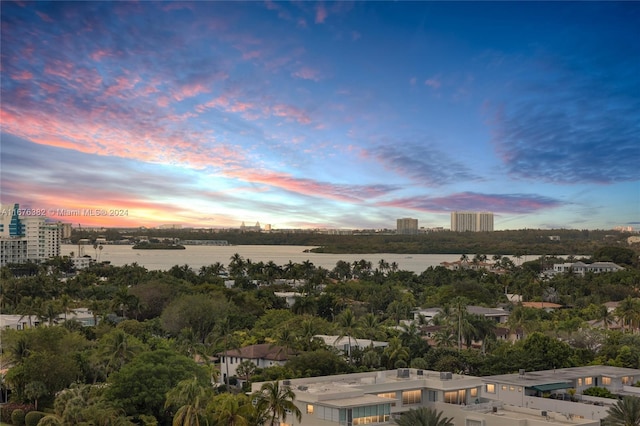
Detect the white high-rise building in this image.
<box><xmin>0</xmin><ymin>203</ymin><xmax>61</xmax><ymax>266</ymax></box>
<box><xmin>450</xmin><ymin>211</ymin><xmax>494</xmax><ymax>232</ymax></box>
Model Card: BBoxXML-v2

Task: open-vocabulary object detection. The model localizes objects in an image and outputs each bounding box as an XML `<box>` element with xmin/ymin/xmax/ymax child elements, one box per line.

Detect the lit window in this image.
<box><xmin>444</xmin><ymin>389</ymin><xmax>467</xmax><ymax>404</ymax></box>
<box><xmin>622</xmin><ymin>376</ymin><xmax>634</xmax><ymax>385</ymax></box>
<box><xmin>470</xmin><ymin>388</ymin><xmax>478</xmax><ymax>397</ymax></box>
<box><xmin>585</xmin><ymin>377</ymin><xmax>592</xmax><ymax>386</ymax></box>
<box><xmin>602</xmin><ymin>377</ymin><xmax>611</xmax><ymax>385</ymax></box>
<box><xmin>402</xmin><ymin>390</ymin><xmax>421</xmax><ymax>405</ymax></box>
<box><xmin>306</xmin><ymin>404</ymin><xmax>314</xmax><ymax>414</ymax></box>
<box><xmin>518</xmin><ymin>387</ymin><xmax>522</xmax><ymax>392</ymax></box>
<box><xmin>501</xmin><ymin>385</ymin><xmax>507</xmax><ymax>391</ymax></box>
<box><xmin>377</xmin><ymin>392</ymin><xmax>395</xmax><ymax>399</ymax></box>
<box><xmin>486</xmin><ymin>384</ymin><xmax>496</xmax><ymax>394</ymax></box>
<box><xmin>577</xmin><ymin>378</ymin><xmax>582</xmax><ymax>386</ymax></box>
<box><xmin>509</xmin><ymin>386</ymin><xmax>515</xmax><ymax>391</ymax></box>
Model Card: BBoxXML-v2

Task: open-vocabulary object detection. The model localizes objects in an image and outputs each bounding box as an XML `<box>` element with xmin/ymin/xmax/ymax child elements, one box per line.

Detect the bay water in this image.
<box><xmin>62</xmin><ymin>244</ymin><xmax>465</xmax><ymax>274</ymax></box>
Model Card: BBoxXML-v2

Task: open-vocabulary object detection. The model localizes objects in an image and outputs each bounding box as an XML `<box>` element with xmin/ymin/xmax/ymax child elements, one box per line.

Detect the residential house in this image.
<box><xmin>217</xmin><ymin>343</ymin><xmax>295</xmax><ymax>385</ymax></box>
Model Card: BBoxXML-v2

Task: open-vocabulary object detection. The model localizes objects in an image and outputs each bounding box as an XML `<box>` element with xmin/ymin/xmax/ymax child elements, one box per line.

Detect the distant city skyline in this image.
<box><xmin>1</xmin><ymin>2</ymin><xmax>638</xmax><ymax>230</ymax></box>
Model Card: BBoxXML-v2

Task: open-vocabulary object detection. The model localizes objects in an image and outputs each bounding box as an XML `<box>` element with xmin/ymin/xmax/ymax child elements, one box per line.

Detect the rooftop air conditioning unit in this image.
<box><xmin>440</xmin><ymin>372</ymin><xmax>453</xmax><ymax>380</ymax></box>
<box><xmin>541</xmin><ymin>411</ymin><xmax>548</xmax><ymax>418</ymax></box>
<box><xmin>492</xmin><ymin>406</ymin><xmax>498</xmax><ymax>413</ymax></box>
<box><xmin>282</xmin><ymin>380</ymin><xmax>291</xmax><ymax>386</ymax></box>
<box><xmin>397</xmin><ymin>369</ymin><xmax>410</xmax><ymax>378</ymax></box>
<box><xmin>417</xmin><ymin>370</ymin><xmax>424</xmax><ymax>376</ymax></box>
<box><xmin>519</xmin><ymin>369</ymin><xmax>526</xmax><ymax>376</ymax></box>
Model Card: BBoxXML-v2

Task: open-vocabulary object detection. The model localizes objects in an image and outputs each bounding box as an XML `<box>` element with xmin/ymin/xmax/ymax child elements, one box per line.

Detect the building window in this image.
<box><xmin>518</xmin><ymin>387</ymin><xmax>522</xmax><ymax>392</ymax></box>
<box><xmin>501</xmin><ymin>385</ymin><xmax>507</xmax><ymax>391</ymax></box>
<box><xmin>577</xmin><ymin>378</ymin><xmax>582</xmax><ymax>386</ymax></box>
<box><xmin>427</xmin><ymin>390</ymin><xmax>437</xmax><ymax>402</ymax></box>
<box><xmin>622</xmin><ymin>376</ymin><xmax>634</xmax><ymax>385</ymax></box>
<box><xmin>351</xmin><ymin>404</ymin><xmax>391</xmax><ymax>425</ymax></box>
<box><xmin>444</xmin><ymin>389</ymin><xmax>467</xmax><ymax>405</ymax></box>
<box><xmin>486</xmin><ymin>384</ymin><xmax>495</xmax><ymax>394</ymax></box>
<box><xmin>377</xmin><ymin>392</ymin><xmax>396</xmax><ymax>406</ymax></box>
<box><xmin>602</xmin><ymin>377</ymin><xmax>611</xmax><ymax>385</ymax></box>
<box><xmin>584</xmin><ymin>377</ymin><xmax>593</xmax><ymax>386</ymax></box>
<box><xmin>402</xmin><ymin>390</ymin><xmax>421</xmax><ymax>405</ymax></box>
<box><xmin>306</xmin><ymin>404</ymin><xmax>314</xmax><ymax>414</ymax></box>
<box><xmin>470</xmin><ymin>387</ymin><xmax>478</xmax><ymax>397</ymax></box>
<box><xmin>509</xmin><ymin>386</ymin><xmax>515</xmax><ymax>391</ymax></box>
<box><xmin>377</xmin><ymin>392</ymin><xmax>395</xmax><ymax>399</ymax></box>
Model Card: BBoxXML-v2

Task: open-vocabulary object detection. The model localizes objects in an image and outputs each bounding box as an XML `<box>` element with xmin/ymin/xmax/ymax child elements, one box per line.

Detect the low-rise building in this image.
<box><xmin>217</xmin><ymin>343</ymin><xmax>295</xmax><ymax>385</ymax></box>
<box><xmin>252</xmin><ymin>368</ymin><xmax>603</xmax><ymax>426</ymax></box>
<box><xmin>551</xmin><ymin>262</ymin><xmax>623</xmax><ymax>276</ymax></box>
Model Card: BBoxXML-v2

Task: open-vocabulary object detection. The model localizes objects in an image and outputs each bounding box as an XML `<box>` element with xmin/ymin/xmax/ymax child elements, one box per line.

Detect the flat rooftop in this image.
<box><xmin>482</xmin><ymin>365</ymin><xmax>640</xmax><ymax>387</ymax></box>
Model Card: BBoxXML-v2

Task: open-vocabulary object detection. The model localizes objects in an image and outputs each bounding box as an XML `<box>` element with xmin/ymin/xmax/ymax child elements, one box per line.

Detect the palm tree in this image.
<box><xmin>395</xmin><ymin>407</ymin><xmax>454</xmax><ymax>426</ymax></box>
<box><xmin>604</xmin><ymin>395</ymin><xmax>640</xmax><ymax>426</ymax></box>
<box><xmin>165</xmin><ymin>376</ymin><xmax>211</xmax><ymax>426</ymax></box>
<box><xmin>433</xmin><ymin>330</ymin><xmax>456</xmax><ymax>348</ymax></box>
<box><xmin>615</xmin><ymin>297</ymin><xmax>640</xmax><ymax>333</ymax></box>
<box><xmin>360</xmin><ymin>313</ymin><xmax>385</xmax><ymax>341</ymax></box>
<box><xmin>212</xmin><ymin>393</ymin><xmax>252</xmax><ymax>426</ymax></box>
<box><xmin>598</xmin><ymin>305</ymin><xmax>616</xmax><ymax>330</ymax></box>
<box><xmin>336</xmin><ymin>308</ymin><xmax>359</xmax><ymax>363</ymax></box>
<box><xmin>254</xmin><ymin>381</ymin><xmax>302</xmax><ymax>426</ymax></box>
<box><xmin>100</xmin><ymin>329</ymin><xmax>143</xmax><ymax>374</ymax></box>
<box><xmin>451</xmin><ymin>296</ymin><xmax>469</xmax><ymax>351</ymax></box>
<box><xmin>383</xmin><ymin>337</ymin><xmax>410</xmax><ymax>369</ymax></box>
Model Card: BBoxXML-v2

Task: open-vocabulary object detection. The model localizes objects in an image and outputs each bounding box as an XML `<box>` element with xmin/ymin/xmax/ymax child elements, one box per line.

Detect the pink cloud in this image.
<box><xmin>12</xmin><ymin>70</ymin><xmax>33</xmax><ymax>80</ymax></box>
<box><xmin>271</xmin><ymin>104</ymin><xmax>311</xmax><ymax>124</ymax></box>
<box><xmin>35</xmin><ymin>11</ymin><xmax>53</xmax><ymax>23</ymax></box>
<box><xmin>425</xmin><ymin>77</ymin><xmax>441</xmax><ymax>89</ymax></box>
<box><xmin>315</xmin><ymin>3</ymin><xmax>327</xmax><ymax>23</ymax></box>
<box><xmin>292</xmin><ymin>67</ymin><xmax>321</xmax><ymax>81</ymax></box>
<box><xmin>224</xmin><ymin>169</ymin><xmax>391</xmax><ymax>203</ymax></box>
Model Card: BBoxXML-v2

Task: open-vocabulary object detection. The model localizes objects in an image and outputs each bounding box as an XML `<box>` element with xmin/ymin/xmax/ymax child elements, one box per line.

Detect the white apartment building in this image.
<box><xmin>0</xmin><ymin>203</ymin><xmax>61</xmax><ymax>266</ymax></box>
<box><xmin>252</xmin><ymin>368</ymin><xmax>604</xmax><ymax>426</ymax></box>
<box><xmin>451</xmin><ymin>211</ymin><xmax>494</xmax><ymax>232</ymax></box>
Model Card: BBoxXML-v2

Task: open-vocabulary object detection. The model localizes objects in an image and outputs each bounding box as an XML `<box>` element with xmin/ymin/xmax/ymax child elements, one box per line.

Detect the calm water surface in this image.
<box><xmin>62</xmin><ymin>244</ymin><xmax>465</xmax><ymax>274</ymax></box>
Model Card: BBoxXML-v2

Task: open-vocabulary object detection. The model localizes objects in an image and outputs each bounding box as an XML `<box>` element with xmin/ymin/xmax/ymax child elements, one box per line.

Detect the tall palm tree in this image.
<box><xmin>336</xmin><ymin>308</ymin><xmax>359</xmax><ymax>363</ymax></box>
<box><xmin>451</xmin><ymin>296</ymin><xmax>469</xmax><ymax>351</ymax></box>
<box><xmin>395</xmin><ymin>407</ymin><xmax>454</xmax><ymax>426</ymax></box>
<box><xmin>604</xmin><ymin>395</ymin><xmax>640</xmax><ymax>426</ymax></box>
<box><xmin>254</xmin><ymin>381</ymin><xmax>302</xmax><ymax>426</ymax></box>
<box><xmin>165</xmin><ymin>376</ymin><xmax>211</xmax><ymax>426</ymax></box>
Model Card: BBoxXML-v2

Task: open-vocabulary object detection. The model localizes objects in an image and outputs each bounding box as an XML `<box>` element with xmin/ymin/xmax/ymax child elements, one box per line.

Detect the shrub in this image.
<box><xmin>583</xmin><ymin>386</ymin><xmax>615</xmax><ymax>399</ymax></box>
<box><xmin>25</xmin><ymin>411</ymin><xmax>46</xmax><ymax>426</ymax></box>
<box><xmin>11</xmin><ymin>408</ymin><xmax>26</xmax><ymax>426</ymax></box>
<box><xmin>1</xmin><ymin>403</ymin><xmax>33</xmax><ymax>423</ymax></box>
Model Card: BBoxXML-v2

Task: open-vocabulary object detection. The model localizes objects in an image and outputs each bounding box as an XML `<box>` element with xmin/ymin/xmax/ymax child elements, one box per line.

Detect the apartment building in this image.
<box><xmin>0</xmin><ymin>203</ymin><xmax>61</xmax><ymax>266</ymax></box>
<box><xmin>251</xmin><ymin>367</ymin><xmax>616</xmax><ymax>426</ymax></box>
<box><xmin>396</xmin><ymin>218</ymin><xmax>418</xmax><ymax>235</ymax></box>
<box><xmin>451</xmin><ymin>211</ymin><xmax>494</xmax><ymax>232</ymax></box>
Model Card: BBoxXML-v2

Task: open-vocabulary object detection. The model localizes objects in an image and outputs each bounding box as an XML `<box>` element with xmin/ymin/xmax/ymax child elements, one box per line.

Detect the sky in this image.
<box><xmin>1</xmin><ymin>1</ymin><xmax>639</xmax><ymax>230</ymax></box>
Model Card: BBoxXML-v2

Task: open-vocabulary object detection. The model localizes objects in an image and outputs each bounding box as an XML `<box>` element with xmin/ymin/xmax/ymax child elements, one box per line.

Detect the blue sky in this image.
<box><xmin>1</xmin><ymin>1</ymin><xmax>638</xmax><ymax>230</ymax></box>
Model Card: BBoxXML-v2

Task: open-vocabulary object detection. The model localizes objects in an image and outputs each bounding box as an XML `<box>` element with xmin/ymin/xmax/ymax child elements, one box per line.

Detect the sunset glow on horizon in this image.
<box><xmin>1</xmin><ymin>2</ymin><xmax>638</xmax><ymax>230</ymax></box>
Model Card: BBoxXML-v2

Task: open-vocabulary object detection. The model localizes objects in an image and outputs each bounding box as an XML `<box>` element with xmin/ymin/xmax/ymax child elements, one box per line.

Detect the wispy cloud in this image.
<box><xmin>490</xmin><ymin>53</ymin><xmax>640</xmax><ymax>184</ymax></box>
<box><xmin>363</xmin><ymin>142</ymin><xmax>478</xmax><ymax>187</ymax></box>
<box><xmin>380</xmin><ymin>192</ymin><xmax>563</xmax><ymax>214</ymax></box>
